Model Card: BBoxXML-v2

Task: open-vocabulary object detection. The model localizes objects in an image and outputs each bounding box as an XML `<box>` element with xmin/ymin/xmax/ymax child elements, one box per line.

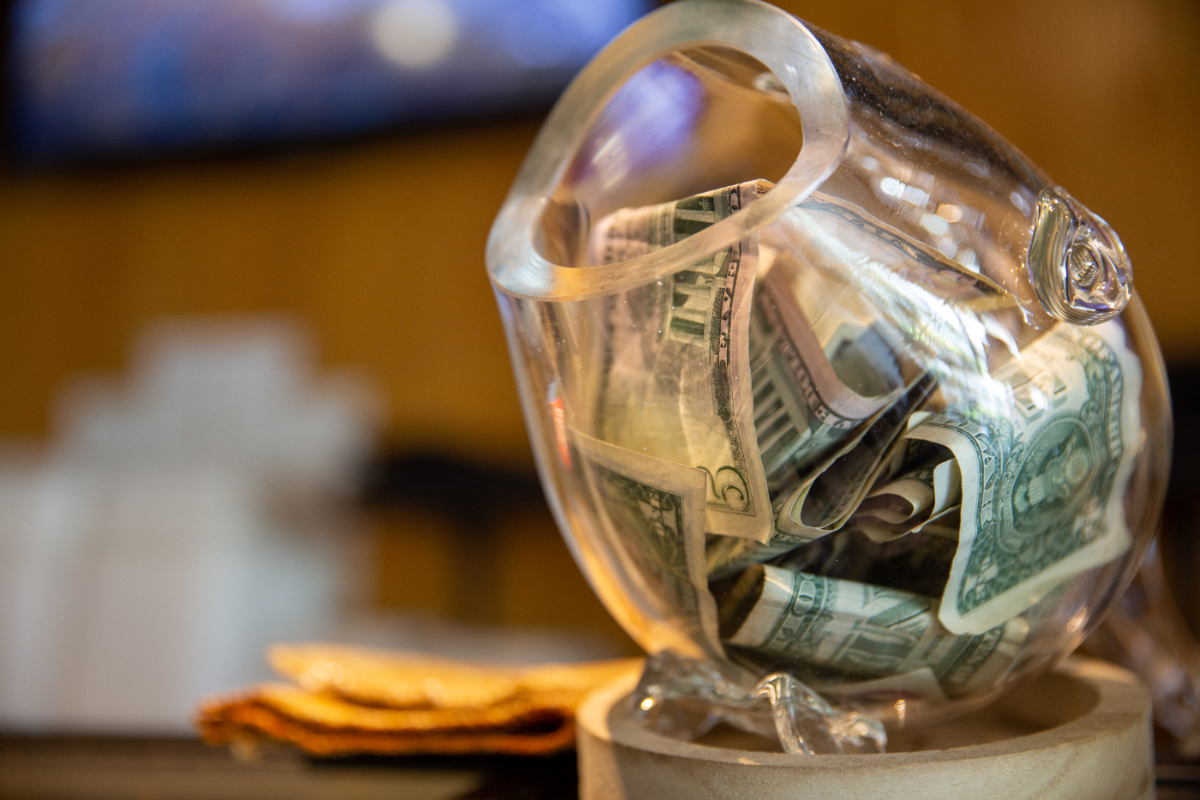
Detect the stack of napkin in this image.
<box><xmin>196</xmin><ymin>644</ymin><xmax>641</xmax><ymax>757</ymax></box>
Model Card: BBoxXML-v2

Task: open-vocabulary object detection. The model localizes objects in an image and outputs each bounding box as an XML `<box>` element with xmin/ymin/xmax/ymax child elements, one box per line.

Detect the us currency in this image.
<box><xmin>909</xmin><ymin>321</ymin><xmax>1144</xmax><ymax>636</ymax></box>
<box><xmin>590</xmin><ymin>181</ymin><xmax>773</xmax><ymax>543</ymax></box>
<box><xmin>849</xmin><ymin>440</ymin><xmax>962</xmax><ymax>542</ymax></box>
<box><xmin>708</xmin><ymin>365</ymin><xmax>935</xmax><ymax>577</ymax></box>
<box><xmin>573</xmin><ymin>430</ymin><xmax>723</xmax><ymax>657</ymax></box>
<box><xmin>750</xmin><ymin>263</ymin><xmax>910</xmax><ymax>495</ymax></box>
<box><xmin>774</xmin><ymin>372</ymin><xmax>935</xmax><ymax>540</ymax></box>
<box><xmin>719</xmin><ymin>564</ymin><xmax>1025</xmax><ymax>698</ymax></box>
<box><xmin>759</xmin><ymin>191</ymin><xmax>1024</xmax><ymax>542</ymax></box>
<box><xmin>705</xmin><ymin>376</ymin><xmax>934</xmax><ymax>580</ymax></box>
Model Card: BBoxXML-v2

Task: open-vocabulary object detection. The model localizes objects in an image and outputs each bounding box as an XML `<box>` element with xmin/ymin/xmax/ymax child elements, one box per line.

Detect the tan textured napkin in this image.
<box><xmin>196</xmin><ymin>644</ymin><xmax>641</xmax><ymax>757</ymax></box>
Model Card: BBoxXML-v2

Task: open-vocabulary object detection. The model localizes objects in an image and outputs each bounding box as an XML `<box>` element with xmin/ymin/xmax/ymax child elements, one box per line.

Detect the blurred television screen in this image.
<box><xmin>5</xmin><ymin>0</ymin><xmax>652</xmax><ymax>165</ymax></box>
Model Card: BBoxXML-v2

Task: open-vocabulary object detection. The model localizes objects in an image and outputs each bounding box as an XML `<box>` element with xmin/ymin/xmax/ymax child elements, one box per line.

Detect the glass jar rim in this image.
<box><xmin>486</xmin><ymin>0</ymin><xmax>850</xmax><ymax>301</ymax></box>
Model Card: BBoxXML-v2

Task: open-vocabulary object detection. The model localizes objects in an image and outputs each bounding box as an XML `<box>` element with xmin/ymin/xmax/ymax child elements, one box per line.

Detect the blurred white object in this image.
<box><xmin>0</xmin><ymin>318</ymin><xmax>381</xmax><ymax>733</ymax></box>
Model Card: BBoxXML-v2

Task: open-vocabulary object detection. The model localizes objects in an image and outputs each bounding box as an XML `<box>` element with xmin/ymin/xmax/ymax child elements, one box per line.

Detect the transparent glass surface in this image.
<box><xmin>486</xmin><ymin>0</ymin><xmax>1171</xmax><ymax>747</ymax></box>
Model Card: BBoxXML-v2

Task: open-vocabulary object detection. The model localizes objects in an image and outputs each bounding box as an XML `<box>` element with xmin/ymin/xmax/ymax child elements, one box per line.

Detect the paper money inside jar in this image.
<box><xmin>486</xmin><ymin>0</ymin><xmax>1171</xmax><ymax>755</ymax></box>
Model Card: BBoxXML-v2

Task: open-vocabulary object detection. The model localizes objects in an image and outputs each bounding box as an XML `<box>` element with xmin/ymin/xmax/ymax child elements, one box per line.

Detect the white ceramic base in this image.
<box><xmin>577</xmin><ymin>657</ymin><xmax>1153</xmax><ymax>800</ymax></box>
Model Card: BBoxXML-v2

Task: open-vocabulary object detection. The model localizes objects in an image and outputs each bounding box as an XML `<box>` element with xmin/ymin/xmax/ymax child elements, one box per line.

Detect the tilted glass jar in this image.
<box><xmin>487</xmin><ymin>0</ymin><xmax>1170</xmax><ymax>751</ymax></box>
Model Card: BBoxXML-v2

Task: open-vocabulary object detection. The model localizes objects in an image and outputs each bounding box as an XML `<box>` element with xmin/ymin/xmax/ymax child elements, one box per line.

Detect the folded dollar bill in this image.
<box><xmin>718</xmin><ymin>564</ymin><xmax>1025</xmax><ymax>698</ymax></box>
<box><xmin>750</xmin><ymin>261</ymin><xmax>914</xmax><ymax>499</ymax></box>
<box><xmin>849</xmin><ymin>439</ymin><xmax>962</xmax><ymax>542</ymax></box>
<box><xmin>773</xmin><ymin>372</ymin><xmax>935</xmax><ymax>541</ymax></box>
<box><xmin>910</xmin><ymin>321</ymin><xmax>1143</xmax><ymax>635</ymax></box>
<box><xmin>572</xmin><ymin>430</ymin><xmax>723</xmax><ymax>657</ymax></box>
<box><xmin>590</xmin><ymin>180</ymin><xmax>774</xmax><ymax>543</ymax></box>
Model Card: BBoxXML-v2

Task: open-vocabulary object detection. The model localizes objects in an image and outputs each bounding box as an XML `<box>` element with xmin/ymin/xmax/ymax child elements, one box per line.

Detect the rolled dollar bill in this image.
<box><xmin>711</xmin><ymin>422</ymin><xmax>926</xmax><ymax>578</ymax></box>
<box><xmin>774</xmin><ymin>372</ymin><xmax>935</xmax><ymax>540</ymax></box>
<box><xmin>590</xmin><ymin>181</ymin><xmax>774</xmax><ymax>543</ymax></box>
<box><xmin>764</xmin><ymin>192</ymin><xmax>1025</xmax><ymax>543</ymax></box>
<box><xmin>705</xmin><ymin>441</ymin><xmax>960</xmax><ymax>578</ymax></box>
<box><xmin>850</xmin><ymin>440</ymin><xmax>962</xmax><ymax>542</ymax></box>
<box><xmin>718</xmin><ymin>564</ymin><xmax>1025</xmax><ymax>698</ymax></box>
<box><xmin>911</xmin><ymin>321</ymin><xmax>1144</xmax><ymax>635</ymax></box>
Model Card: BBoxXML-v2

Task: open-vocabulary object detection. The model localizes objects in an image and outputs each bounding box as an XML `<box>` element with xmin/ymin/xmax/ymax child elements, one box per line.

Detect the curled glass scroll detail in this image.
<box><xmin>1029</xmin><ymin>186</ymin><xmax>1132</xmax><ymax>325</ymax></box>
<box><xmin>631</xmin><ymin>651</ymin><xmax>886</xmax><ymax>755</ymax></box>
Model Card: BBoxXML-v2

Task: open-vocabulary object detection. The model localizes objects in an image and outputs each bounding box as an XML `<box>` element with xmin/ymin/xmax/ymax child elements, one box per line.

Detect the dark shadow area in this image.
<box><xmin>1157</xmin><ymin>363</ymin><xmax>1200</xmax><ymax>641</ymax></box>
<box><xmin>0</xmin><ymin>734</ymin><xmax>579</xmax><ymax>799</ymax></box>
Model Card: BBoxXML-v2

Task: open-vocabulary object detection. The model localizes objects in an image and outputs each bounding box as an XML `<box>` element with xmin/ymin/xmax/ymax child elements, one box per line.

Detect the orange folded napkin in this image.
<box><xmin>196</xmin><ymin>644</ymin><xmax>641</xmax><ymax>757</ymax></box>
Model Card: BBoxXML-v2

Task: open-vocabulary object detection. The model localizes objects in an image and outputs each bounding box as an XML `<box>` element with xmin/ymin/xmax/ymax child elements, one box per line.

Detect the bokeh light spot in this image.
<box><xmin>371</xmin><ymin>0</ymin><xmax>458</xmax><ymax>69</ymax></box>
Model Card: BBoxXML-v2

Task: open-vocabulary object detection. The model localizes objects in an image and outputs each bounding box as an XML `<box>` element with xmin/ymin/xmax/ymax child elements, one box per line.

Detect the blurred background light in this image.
<box><xmin>6</xmin><ymin>0</ymin><xmax>653</xmax><ymax>165</ymax></box>
<box><xmin>263</xmin><ymin>0</ymin><xmax>377</xmax><ymax>25</ymax></box>
<box><xmin>370</xmin><ymin>0</ymin><xmax>458</xmax><ymax>69</ymax></box>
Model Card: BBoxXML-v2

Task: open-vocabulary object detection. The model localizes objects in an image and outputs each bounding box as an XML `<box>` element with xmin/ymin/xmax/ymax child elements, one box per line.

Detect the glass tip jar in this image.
<box><xmin>486</xmin><ymin>0</ymin><xmax>1170</xmax><ymax>754</ymax></box>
